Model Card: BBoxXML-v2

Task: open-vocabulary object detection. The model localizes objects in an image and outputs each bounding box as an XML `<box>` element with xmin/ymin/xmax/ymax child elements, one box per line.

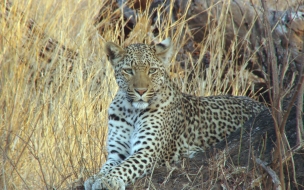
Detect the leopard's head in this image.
<box><xmin>105</xmin><ymin>38</ymin><xmax>173</xmax><ymax>109</ymax></box>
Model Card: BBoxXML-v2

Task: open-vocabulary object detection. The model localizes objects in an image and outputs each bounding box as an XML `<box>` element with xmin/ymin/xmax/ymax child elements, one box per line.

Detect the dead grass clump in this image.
<box><xmin>1</xmin><ymin>0</ymin><xmax>301</xmax><ymax>189</ymax></box>
<box><xmin>1</xmin><ymin>0</ymin><xmax>114</xmax><ymax>189</ymax></box>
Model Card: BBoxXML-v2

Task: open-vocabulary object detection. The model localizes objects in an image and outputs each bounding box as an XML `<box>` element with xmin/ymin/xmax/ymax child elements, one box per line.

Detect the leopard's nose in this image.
<box><xmin>134</xmin><ymin>88</ymin><xmax>148</xmax><ymax>96</ymax></box>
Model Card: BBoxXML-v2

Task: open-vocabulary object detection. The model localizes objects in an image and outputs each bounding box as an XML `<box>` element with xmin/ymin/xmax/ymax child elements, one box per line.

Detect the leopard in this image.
<box><xmin>84</xmin><ymin>38</ymin><xmax>266</xmax><ymax>190</ymax></box>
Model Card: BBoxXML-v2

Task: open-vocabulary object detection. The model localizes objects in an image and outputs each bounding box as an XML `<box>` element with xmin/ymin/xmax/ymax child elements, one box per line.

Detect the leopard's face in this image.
<box><xmin>105</xmin><ymin>39</ymin><xmax>172</xmax><ymax>109</ymax></box>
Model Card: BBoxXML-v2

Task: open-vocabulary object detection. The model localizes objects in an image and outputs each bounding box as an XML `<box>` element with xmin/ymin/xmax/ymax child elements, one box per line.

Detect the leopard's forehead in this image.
<box><xmin>123</xmin><ymin>43</ymin><xmax>162</xmax><ymax>67</ymax></box>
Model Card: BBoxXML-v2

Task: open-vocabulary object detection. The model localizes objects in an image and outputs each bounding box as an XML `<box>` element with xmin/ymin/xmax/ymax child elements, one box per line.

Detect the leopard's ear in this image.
<box><xmin>154</xmin><ymin>38</ymin><xmax>173</xmax><ymax>66</ymax></box>
<box><xmin>104</xmin><ymin>42</ymin><xmax>125</xmax><ymax>66</ymax></box>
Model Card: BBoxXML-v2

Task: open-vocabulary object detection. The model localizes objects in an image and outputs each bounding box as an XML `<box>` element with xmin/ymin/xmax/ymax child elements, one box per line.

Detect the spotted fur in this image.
<box><xmin>84</xmin><ymin>38</ymin><xmax>265</xmax><ymax>190</ymax></box>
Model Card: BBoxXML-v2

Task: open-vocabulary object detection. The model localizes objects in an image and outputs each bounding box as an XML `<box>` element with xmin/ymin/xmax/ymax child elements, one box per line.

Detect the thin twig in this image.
<box><xmin>0</xmin><ymin>147</ymin><xmax>30</xmax><ymax>189</ymax></box>
<box><xmin>296</xmin><ymin>34</ymin><xmax>304</xmax><ymax>145</ymax></box>
<box><xmin>260</xmin><ymin>0</ymin><xmax>285</xmax><ymax>188</ymax></box>
<box><xmin>255</xmin><ymin>158</ymin><xmax>281</xmax><ymax>190</ymax></box>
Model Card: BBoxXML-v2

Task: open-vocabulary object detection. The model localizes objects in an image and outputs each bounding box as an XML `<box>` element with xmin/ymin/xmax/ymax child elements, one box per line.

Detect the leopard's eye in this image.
<box><xmin>123</xmin><ymin>68</ymin><xmax>133</xmax><ymax>75</ymax></box>
<box><xmin>149</xmin><ymin>68</ymin><xmax>157</xmax><ymax>74</ymax></box>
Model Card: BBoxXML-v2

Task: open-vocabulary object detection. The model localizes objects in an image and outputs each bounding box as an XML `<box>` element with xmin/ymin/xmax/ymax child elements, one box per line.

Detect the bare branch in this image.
<box><xmin>255</xmin><ymin>158</ymin><xmax>282</xmax><ymax>190</ymax></box>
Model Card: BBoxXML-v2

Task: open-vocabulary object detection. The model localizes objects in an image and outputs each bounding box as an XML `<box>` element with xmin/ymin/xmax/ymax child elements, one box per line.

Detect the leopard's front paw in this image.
<box><xmin>84</xmin><ymin>176</ymin><xmax>95</xmax><ymax>190</ymax></box>
<box><xmin>84</xmin><ymin>174</ymin><xmax>126</xmax><ymax>190</ymax></box>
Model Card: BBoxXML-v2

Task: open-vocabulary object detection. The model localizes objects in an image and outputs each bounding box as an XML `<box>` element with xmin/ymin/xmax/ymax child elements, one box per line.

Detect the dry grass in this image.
<box><xmin>1</xmin><ymin>0</ymin><xmax>266</xmax><ymax>189</ymax></box>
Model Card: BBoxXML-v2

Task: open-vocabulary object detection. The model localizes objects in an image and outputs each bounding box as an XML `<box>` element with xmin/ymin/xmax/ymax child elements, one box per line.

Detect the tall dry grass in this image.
<box><xmin>0</xmin><ymin>0</ymin><xmax>261</xmax><ymax>189</ymax></box>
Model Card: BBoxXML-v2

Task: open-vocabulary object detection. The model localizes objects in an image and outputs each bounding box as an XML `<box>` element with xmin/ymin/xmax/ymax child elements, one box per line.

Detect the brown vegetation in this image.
<box><xmin>0</xmin><ymin>0</ymin><xmax>303</xmax><ymax>189</ymax></box>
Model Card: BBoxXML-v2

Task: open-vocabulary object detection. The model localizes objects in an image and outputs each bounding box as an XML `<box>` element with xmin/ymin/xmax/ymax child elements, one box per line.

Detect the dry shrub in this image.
<box><xmin>1</xmin><ymin>0</ymin><xmax>302</xmax><ymax>189</ymax></box>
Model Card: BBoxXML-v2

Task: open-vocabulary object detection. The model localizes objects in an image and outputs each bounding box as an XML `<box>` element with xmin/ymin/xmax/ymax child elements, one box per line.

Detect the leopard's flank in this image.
<box><xmin>84</xmin><ymin>38</ymin><xmax>265</xmax><ymax>190</ymax></box>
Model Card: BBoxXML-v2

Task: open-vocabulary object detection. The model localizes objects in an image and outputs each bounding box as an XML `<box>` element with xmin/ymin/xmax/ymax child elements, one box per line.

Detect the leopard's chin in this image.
<box><xmin>132</xmin><ymin>101</ymin><xmax>149</xmax><ymax>109</ymax></box>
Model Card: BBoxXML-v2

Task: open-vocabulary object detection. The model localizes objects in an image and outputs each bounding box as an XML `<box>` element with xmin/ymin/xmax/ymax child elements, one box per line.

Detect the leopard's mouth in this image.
<box><xmin>132</xmin><ymin>101</ymin><xmax>149</xmax><ymax>109</ymax></box>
